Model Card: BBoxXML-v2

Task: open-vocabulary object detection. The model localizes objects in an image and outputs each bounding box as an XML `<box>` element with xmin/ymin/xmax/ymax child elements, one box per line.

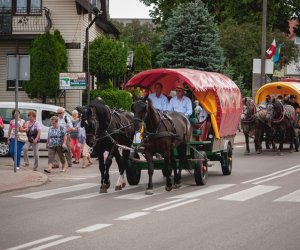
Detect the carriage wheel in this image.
<box><xmin>221</xmin><ymin>144</ymin><xmax>233</xmax><ymax>175</ymax></box>
<box><xmin>126</xmin><ymin>151</ymin><xmax>141</xmax><ymax>185</ymax></box>
<box><xmin>194</xmin><ymin>160</ymin><xmax>208</xmax><ymax>185</ymax></box>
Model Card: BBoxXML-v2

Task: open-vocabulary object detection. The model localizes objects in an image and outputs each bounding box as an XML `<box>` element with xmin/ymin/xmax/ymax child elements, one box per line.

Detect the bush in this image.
<box><xmin>91</xmin><ymin>89</ymin><xmax>132</xmax><ymax>111</ymax></box>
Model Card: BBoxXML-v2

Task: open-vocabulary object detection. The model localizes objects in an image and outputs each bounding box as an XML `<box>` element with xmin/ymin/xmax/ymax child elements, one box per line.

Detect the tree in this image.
<box><xmin>89</xmin><ymin>36</ymin><xmax>128</xmax><ymax>88</ymax></box>
<box><xmin>158</xmin><ymin>0</ymin><xmax>225</xmax><ymax>72</ymax></box>
<box><xmin>133</xmin><ymin>44</ymin><xmax>152</xmax><ymax>73</ymax></box>
<box><xmin>24</xmin><ymin>31</ymin><xmax>67</xmax><ymax>103</ymax></box>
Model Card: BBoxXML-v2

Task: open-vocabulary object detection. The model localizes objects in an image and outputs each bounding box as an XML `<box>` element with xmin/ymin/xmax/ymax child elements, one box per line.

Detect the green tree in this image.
<box><xmin>89</xmin><ymin>36</ymin><xmax>128</xmax><ymax>88</ymax></box>
<box><xmin>158</xmin><ymin>0</ymin><xmax>225</xmax><ymax>72</ymax></box>
<box><xmin>24</xmin><ymin>31</ymin><xmax>67</xmax><ymax>103</ymax></box>
<box><xmin>133</xmin><ymin>44</ymin><xmax>152</xmax><ymax>73</ymax></box>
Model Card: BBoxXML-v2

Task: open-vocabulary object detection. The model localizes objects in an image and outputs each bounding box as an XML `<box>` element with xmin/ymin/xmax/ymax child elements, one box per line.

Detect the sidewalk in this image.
<box><xmin>0</xmin><ymin>131</ymin><xmax>246</xmax><ymax>194</ymax></box>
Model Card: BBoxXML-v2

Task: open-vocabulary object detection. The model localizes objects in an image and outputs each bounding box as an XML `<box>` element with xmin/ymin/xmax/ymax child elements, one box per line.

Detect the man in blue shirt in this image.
<box><xmin>168</xmin><ymin>84</ymin><xmax>192</xmax><ymax>117</ymax></box>
<box><xmin>148</xmin><ymin>82</ymin><xmax>169</xmax><ymax>111</ymax></box>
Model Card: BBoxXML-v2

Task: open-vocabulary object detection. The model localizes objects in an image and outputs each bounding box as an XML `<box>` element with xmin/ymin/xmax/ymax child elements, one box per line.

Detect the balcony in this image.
<box><xmin>0</xmin><ymin>7</ymin><xmax>52</xmax><ymax>36</ymax></box>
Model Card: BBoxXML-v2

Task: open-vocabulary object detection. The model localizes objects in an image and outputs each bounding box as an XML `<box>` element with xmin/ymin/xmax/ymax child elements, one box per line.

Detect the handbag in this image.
<box><xmin>17</xmin><ymin>131</ymin><xmax>28</xmax><ymax>143</ymax></box>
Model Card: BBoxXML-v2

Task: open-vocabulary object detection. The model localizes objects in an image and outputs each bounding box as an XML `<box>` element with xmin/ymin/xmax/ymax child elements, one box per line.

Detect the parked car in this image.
<box><xmin>0</xmin><ymin>102</ymin><xmax>72</xmax><ymax>156</ymax></box>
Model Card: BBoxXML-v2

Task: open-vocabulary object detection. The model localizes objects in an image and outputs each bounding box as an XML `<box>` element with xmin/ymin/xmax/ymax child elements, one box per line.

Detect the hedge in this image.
<box><xmin>91</xmin><ymin>89</ymin><xmax>132</xmax><ymax>111</ymax></box>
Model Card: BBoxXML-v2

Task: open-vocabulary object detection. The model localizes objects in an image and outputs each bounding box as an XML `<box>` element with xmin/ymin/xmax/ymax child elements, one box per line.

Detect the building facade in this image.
<box><xmin>0</xmin><ymin>0</ymin><xmax>119</xmax><ymax>110</ymax></box>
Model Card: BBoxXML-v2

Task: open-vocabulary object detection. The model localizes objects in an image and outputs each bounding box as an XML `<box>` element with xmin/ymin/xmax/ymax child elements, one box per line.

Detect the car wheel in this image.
<box><xmin>0</xmin><ymin>139</ymin><xmax>10</xmax><ymax>157</ymax></box>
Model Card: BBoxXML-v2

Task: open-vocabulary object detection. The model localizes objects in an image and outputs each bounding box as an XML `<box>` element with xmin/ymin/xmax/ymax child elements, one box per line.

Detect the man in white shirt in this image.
<box><xmin>148</xmin><ymin>82</ymin><xmax>169</xmax><ymax>111</ymax></box>
<box><xmin>168</xmin><ymin>84</ymin><xmax>192</xmax><ymax>117</ymax></box>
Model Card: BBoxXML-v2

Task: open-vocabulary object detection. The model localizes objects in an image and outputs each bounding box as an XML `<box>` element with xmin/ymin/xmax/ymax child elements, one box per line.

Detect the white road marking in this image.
<box><xmin>169</xmin><ymin>184</ymin><xmax>236</xmax><ymax>199</ymax></box>
<box><xmin>114</xmin><ymin>212</ymin><xmax>150</xmax><ymax>221</ymax></box>
<box><xmin>252</xmin><ymin>169</ymin><xmax>300</xmax><ymax>184</ymax></box>
<box><xmin>274</xmin><ymin>190</ymin><xmax>300</xmax><ymax>202</ymax></box>
<box><xmin>76</xmin><ymin>224</ymin><xmax>112</xmax><ymax>233</ymax></box>
<box><xmin>5</xmin><ymin>235</ymin><xmax>63</xmax><ymax>250</ymax></box>
<box><xmin>65</xmin><ymin>186</ymin><xmax>139</xmax><ymax>200</ymax></box>
<box><xmin>242</xmin><ymin>165</ymin><xmax>300</xmax><ymax>184</ymax></box>
<box><xmin>14</xmin><ymin>183</ymin><xmax>99</xmax><ymax>199</ymax></box>
<box><xmin>28</xmin><ymin>236</ymin><xmax>81</xmax><ymax>250</ymax></box>
<box><xmin>142</xmin><ymin>199</ymin><xmax>186</xmax><ymax>211</ymax></box>
<box><xmin>234</xmin><ymin>145</ymin><xmax>244</xmax><ymax>148</ymax></box>
<box><xmin>219</xmin><ymin>185</ymin><xmax>280</xmax><ymax>201</ymax></box>
<box><xmin>114</xmin><ymin>186</ymin><xmax>166</xmax><ymax>200</ymax></box>
<box><xmin>157</xmin><ymin>199</ymin><xmax>199</xmax><ymax>211</ymax></box>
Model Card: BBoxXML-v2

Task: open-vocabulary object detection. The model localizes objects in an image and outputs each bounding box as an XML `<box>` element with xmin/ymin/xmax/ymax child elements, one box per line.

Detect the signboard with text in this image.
<box><xmin>59</xmin><ymin>72</ymin><xmax>86</xmax><ymax>90</ymax></box>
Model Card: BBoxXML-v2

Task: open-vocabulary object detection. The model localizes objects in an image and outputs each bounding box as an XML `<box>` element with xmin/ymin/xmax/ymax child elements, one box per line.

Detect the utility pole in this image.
<box><xmin>260</xmin><ymin>0</ymin><xmax>267</xmax><ymax>86</ymax></box>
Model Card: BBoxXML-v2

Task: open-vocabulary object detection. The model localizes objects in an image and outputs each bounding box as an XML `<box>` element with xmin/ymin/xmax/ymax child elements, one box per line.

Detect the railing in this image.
<box><xmin>0</xmin><ymin>7</ymin><xmax>52</xmax><ymax>35</ymax></box>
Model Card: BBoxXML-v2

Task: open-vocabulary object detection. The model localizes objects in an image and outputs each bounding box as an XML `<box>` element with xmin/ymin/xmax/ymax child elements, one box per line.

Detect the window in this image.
<box><xmin>0</xmin><ymin>108</ymin><xmax>35</xmax><ymax>124</ymax></box>
<box><xmin>6</xmin><ymin>80</ymin><xmax>25</xmax><ymax>91</ymax></box>
<box><xmin>295</xmin><ymin>36</ymin><xmax>300</xmax><ymax>45</ymax></box>
<box><xmin>0</xmin><ymin>0</ymin><xmax>12</xmax><ymax>11</ymax></box>
<box><xmin>15</xmin><ymin>0</ymin><xmax>41</xmax><ymax>14</ymax></box>
<box><xmin>41</xmin><ymin>110</ymin><xmax>56</xmax><ymax>127</ymax></box>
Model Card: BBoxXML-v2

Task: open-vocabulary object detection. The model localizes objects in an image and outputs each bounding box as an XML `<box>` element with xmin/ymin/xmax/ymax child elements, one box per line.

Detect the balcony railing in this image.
<box><xmin>0</xmin><ymin>7</ymin><xmax>52</xmax><ymax>35</ymax></box>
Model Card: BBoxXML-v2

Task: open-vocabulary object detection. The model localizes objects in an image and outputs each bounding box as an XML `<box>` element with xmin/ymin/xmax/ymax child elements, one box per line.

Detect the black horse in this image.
<box><xmin>132</xmin><ymin>97</ymin><xmax>191</xmax><ymax>194</ymax></box>
<box><xmin>80</xmin><ymin>98</ymin><xmax>135</xmax><ymax>193</ymax></box>
<box><xmin>266</xmin><ymin>98</ymin><xmax>298</xmax><ymax>154</ymax></box>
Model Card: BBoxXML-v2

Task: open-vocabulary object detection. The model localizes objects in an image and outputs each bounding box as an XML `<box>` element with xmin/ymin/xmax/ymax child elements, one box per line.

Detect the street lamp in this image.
<box><xmin>86</xmin><ymin>6</ymin><xmax>102</xmax><ymax>105</ymax></box>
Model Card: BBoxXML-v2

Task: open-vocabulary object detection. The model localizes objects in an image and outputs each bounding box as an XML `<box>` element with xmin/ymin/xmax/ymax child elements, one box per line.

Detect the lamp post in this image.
<box><xmin>260</xmin><ymin>0</ymin><xmax>267</xmax><ymax>86</ymax></box>
<box><xmin>86</xmin><ymin>7</ymin><xmax>101</xmax><ymax>105</ymax></box>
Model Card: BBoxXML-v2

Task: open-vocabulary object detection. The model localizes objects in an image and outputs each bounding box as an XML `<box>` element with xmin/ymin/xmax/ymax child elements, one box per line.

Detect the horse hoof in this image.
<box><xmin>122</xmin><ymin>182</ymin><xmax>126</xmax><ymax>188</ymax></box>
<box><xmin>165</xmin><ymin>185</ymin><xmax>173</xmax><ymax>192</ymax></box>
<box><xmin>115</xmin><ymin>185</ymin><xmax>122</xmax><ymax>191</ymax></box>
<box><xmin>99</xmin><ymin>187</ymin><xmax>108</xmax><ymax>193</ymax></box>
<box><xmin>145</xmin><ymin>189</ymin><xmax>153</xmax><ymax>195</ymax></box>
<box><xmin>173</xmin><ymin>183</ymin><xmax>182</xmax><ymax>189</ymax></box>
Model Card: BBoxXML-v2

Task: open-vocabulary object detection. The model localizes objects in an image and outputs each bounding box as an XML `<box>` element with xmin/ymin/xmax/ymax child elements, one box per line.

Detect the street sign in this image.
<box><xmin>59</xmin><ymin>72</ymin><xmax>86</xmax><ymax>90</ymax></box>
<box><xmin>253</xmin><ymin>59</ymin><xmax>274</xmax><ymax>74</ymax></box>
<box><xmin>7</xmin><ymin>55</ymin><xmax>30</xmax><ymax>80</ymax></box>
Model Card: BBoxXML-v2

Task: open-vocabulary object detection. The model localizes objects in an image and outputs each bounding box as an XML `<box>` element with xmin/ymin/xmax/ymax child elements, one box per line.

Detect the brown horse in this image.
<box><xmin>132</xmin><ymin>97</ymin><xmax>191</xmax><ymax>194</ymax></box>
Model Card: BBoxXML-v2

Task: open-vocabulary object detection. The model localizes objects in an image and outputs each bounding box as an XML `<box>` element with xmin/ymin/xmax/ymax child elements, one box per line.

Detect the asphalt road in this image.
<box><xmin>1</xmin><ymin>144</ymin><xmax>300</xmax><ymax>250</ymax></box>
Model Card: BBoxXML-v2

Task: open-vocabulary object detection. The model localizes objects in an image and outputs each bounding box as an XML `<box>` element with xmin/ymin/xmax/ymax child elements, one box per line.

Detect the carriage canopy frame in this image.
<box><xmin>125</xmin><ymin>68</ymin><xmax>242</xmax><ymax>139</ymax></box>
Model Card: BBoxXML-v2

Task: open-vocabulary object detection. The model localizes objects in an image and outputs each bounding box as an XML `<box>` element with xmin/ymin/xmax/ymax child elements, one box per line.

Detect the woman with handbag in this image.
<box><xmin>70</xmin><ymin>110</ymin><xmax>81</xmax><ymax>164</ymax></box>
<box><xmin>44</xmin><ymin>116</ymin><xmax>67</xmax><ymax>173</ymax></box>
<box><xmin>7</xmin><ymin>109</ymin><xmax>27</xmax><ymax>170</ymax></box>
<box><xmin>22</xmin><ymin>111</ymin><xmax>41</xmax><ymax>171</ymax></box>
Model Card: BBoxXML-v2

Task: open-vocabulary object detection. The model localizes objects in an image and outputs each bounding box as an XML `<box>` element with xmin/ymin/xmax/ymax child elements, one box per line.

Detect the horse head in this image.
<box><xmin>241</xmin><ymin>97</ymin><xmax>256</xmax><ymax>122</ymax></box>
<box><xmin>131</xmin><ymin>96</ymin><xmax>151</xmax><ymax>131</ymax></box>
<box><xmin>266</xmin><ymin>98</ymin><xmax>285</xmax><ymax>124</ymax></box>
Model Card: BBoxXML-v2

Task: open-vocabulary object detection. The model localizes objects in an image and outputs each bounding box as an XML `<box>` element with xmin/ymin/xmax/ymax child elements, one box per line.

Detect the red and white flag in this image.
<box><xmin>266</xmin><ymin>39</ymin><xmax>276</xmax><ymax>59</ymax></box>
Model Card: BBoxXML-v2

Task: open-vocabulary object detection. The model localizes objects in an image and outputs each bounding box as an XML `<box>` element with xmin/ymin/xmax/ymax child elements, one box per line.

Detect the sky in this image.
<box><xmin>109</xmin><ymin>0</ymin><xmax>153</xmax><ymax>19</ymax></box>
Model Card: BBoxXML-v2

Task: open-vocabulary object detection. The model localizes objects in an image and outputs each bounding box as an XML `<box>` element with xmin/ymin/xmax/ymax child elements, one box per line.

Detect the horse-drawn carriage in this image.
<box><xmin>124</xmin><ymin>68</ymin><xmax>242</xmax><ymax>191</ymax></box>
<box><xmin>255</xmin><ymin>78</ymin><xmax>300</xmax><ymax>151</ymax></box>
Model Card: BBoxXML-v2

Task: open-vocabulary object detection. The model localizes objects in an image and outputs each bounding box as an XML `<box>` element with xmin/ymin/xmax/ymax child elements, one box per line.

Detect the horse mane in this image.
<box><xmin>90</xmin><ymin>99</ymin><xmax>111</xmax><ymax>129</ymax></box>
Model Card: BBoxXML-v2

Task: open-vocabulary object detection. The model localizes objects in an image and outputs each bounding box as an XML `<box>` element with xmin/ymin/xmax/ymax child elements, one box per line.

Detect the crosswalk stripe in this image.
<box><xmin>114</xmin><ymin>186</ymin><xmax>166</xmax><ymax>200</ymax></box>
<box><xmin>13</xmin><ymin>183</ymin><xmax>99</xmax><ymax>199</ymax></box>
<box><xmin>76</xmin><ymin>224</ymin><xmax>112</xmax><ymax>233</ymax></box>
<box><xmin>5</xmin><ymin>235</ymin><xmax>63</xmax><ymax>250</ymax></box>
<box><xmin>142</xmin><ymin>199</ymin><xmax>186</xmax><ymax>211</ymax></box>
<box><xmin>252</xmin><ymin>169</ymin><xmax>300</xmax><ymax>184</ymax></box>
<box><xmin>168</xmin><ymin>184</ymin><xmax>236</xmax><ymax>199</ymax></box>
<box><xmin>28</xmin><ymin>236</ymin><xmax>81</xmax><ymax>250</ymax></box>
<box><xmin>65</xmin><ymin>186</ymin><xmax>139</xmax><ymax>200</ymax></box>
<box><xmin>114</xmin><ymin>212</ymin><xmax>150</xmax><ymax>221</ymax></box>
<box><xmin>274</xmin><ymin>190</ymin><xmax>300</xmax><ymax>202</ymax></box>
<box><xmin>219</xmin><ymin>185</ymin><xmax>280</xmax><ymax>201</ymax></box>
<box><xmin>157</xmin><ymin>199</ymin><xmax>199</xmax><ymax>211</ymax></box>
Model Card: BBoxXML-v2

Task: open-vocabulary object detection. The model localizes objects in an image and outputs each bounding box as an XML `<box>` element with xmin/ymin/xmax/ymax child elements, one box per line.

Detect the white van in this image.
<box><xmin>0</xmin><ymin>102</ymin><xmax>72</xmax><ymax>156</ymax></box>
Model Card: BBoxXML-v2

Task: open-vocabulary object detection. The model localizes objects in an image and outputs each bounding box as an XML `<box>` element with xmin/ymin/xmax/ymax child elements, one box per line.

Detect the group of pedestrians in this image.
<box><xmin>1</xmin><ymin>106</ymin><xmax>92</xmax><ymax>172</ymax></box>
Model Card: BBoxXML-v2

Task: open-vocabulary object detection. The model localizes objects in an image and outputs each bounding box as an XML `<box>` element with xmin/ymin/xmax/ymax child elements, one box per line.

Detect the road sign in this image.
<box><xmin>59</xmin><ymin>72</ymin><xmax>86</xmax><ymax>90</ymax></box>
<box><xmin>7</xmin><ymin>55</ymin><xmax>30</xmax><ymax>80</ymax></box>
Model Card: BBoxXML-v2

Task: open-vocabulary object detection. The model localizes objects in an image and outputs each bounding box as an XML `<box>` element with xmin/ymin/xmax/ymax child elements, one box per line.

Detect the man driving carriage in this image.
<box><xmin>148</xmin><ymin>82</ymin><xmax>169</xmax><ymax>111</ymax></box>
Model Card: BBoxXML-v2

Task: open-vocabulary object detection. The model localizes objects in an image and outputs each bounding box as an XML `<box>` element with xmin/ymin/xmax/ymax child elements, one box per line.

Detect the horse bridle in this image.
<box><xmin>269</xmin><ymin>101</ymin><xmax>285</xmax><ymax>123</ymax></box>
<box><xmin>242</xmin><ymin>101</ymin><xmax>257</xmax><ymax>123</ymax></box>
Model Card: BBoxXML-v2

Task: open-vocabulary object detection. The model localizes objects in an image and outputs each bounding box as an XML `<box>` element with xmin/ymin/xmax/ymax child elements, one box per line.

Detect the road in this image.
<box><xmin>1</xmin><ymin>144</ymin><xmax>300</xmax><ymax>250</ymax></box>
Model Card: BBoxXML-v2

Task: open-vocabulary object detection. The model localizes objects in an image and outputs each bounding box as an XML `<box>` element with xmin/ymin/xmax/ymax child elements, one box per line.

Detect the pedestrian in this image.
<box><xmin>22</xmin><ymin>111</ymin><xmax>41</xmax><ymax>171</ymax></box>
<box><xmin>78</xmin><ymin>126</ymin><xmax>93</xmax><ymax>168</ymax></box>
<box><xmin>148</xmin><ymin>82</ymin><xmax>169</xmax><ymax>111</ymax></box>
<box><xmin>44</xmin><ymin>116</ymin><xmax>67</xmax><ymax>173</ymax></box>
<box><xmin>167</xmin><ymin>83</ymin><xmax>193</xmax><ymax>117</ymax></box>
<box><xmin>57</xmin><ymin>107</ymin><xmax>74</xmax><ymax>168</ymax></box>
<box><xmin>70</xmin><ymin>110</ymin><xmax>81</xmax><ymax>164</ymax></box>
<box><xmin>0</xmin><ymin>114</ymin><xmax>4</xmax><ymax>139</ymax></box>
<box><xmin>7</xmin><ymin>109</ymin><xmax>27</xmax><ymax>170</ymax></box>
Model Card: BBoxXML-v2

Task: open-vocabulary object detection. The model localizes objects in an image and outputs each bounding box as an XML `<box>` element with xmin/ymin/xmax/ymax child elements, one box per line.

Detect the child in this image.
<box><xmin>78</xmin><ymin>126</ymin><xmax>93</xmax><ymax>168</ymax></box>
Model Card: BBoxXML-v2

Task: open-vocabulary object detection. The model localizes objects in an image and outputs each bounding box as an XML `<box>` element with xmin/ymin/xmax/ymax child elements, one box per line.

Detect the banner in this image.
<box><xmin>59</xmin><ymin>72</ymin><xmax>86</xmax><ymax>90</ymax></box>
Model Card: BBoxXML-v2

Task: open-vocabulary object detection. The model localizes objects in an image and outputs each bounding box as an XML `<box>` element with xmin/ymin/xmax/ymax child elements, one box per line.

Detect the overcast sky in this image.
<box><xmin>109</xmin><ymin>0</ymin><xmax>153</xmax><ymax>18</ymax></box>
